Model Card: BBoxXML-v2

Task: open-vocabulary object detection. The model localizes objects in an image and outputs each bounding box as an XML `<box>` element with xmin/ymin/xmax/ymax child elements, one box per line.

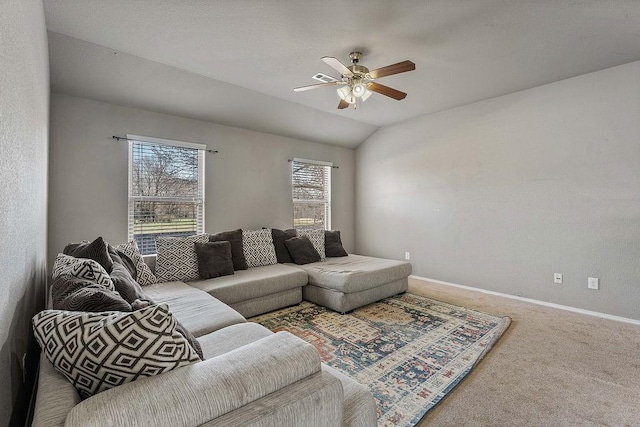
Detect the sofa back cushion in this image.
<box><xmin>242</xmin><ymin>229</ymin><xmax>278</xmax><ymax>268</ymax></box>
<box><xmin>33</xmin><ymin>304</ymin><xmax>201</xmax><ymax>399</ymax></box>
<box><xmin>155</xmin><ymin>234</ymin><xmax>209</xmax><ymax>282</ymax></box>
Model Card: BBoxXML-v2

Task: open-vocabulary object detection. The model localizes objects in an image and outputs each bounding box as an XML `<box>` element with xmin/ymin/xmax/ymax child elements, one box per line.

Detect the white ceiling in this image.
<box><xmin>44</xmin><ymin>0</ymin><xmax>640</xmax><ymax>148</ymax></box>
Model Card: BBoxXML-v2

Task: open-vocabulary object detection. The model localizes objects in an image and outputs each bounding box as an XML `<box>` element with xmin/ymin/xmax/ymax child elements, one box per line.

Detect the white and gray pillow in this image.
<box><xmin>242</xmin><ymin>229</ymin><xmax>277</xmax><ymax>268</ymax></box>
<box><xmin>155</xmin><ymin>234</ymin><xmax>209</xmax><ymax>282</ymax></box>
<box><xmin>32</xmin><ymin>304</ymin><xmax>200</xmax><ymax>399</ymax></box>
<box><xmin>115</xmin><ymin>240</ymin><xmax>157</xmax><ymax>286</ymax></box>
<box><xmin>52</xmin><ymin>253</ymin><xmax>114</xmax><ymax>289</ymax></box>
<box><xmin>297</xmin><ymin>229</ymin><xmax>326</xmax><ymax>260</ymax></box>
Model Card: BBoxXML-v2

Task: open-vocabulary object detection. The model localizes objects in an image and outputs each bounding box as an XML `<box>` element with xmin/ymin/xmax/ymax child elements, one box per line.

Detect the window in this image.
<box><xmin>128</xmin><ymin>135</ymin><xmax>205</xmax><ymax>255</ymax></box>
<box><xmin>291</xmin><ymin>158</ymin><xmax>331</xmax><ymax>230</ymax></box>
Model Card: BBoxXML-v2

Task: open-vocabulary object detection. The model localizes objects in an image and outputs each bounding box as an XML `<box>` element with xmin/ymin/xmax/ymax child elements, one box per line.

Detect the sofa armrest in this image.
<box><xmin>65</xmin><ymin>331</ymin><xmax>321</xmax><ymax>427</ymax></box>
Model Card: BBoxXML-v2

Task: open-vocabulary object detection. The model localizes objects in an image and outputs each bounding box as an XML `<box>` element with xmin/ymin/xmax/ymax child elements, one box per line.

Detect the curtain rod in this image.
<box><xmin>112</xmin><ymin>135</ymin><xmax>218</xmax><ymax>153</ymax></box>
<box><xmin>288</xmin><ymin>159</ymin><xmax>339</xmax><ymax>169</ymax></box>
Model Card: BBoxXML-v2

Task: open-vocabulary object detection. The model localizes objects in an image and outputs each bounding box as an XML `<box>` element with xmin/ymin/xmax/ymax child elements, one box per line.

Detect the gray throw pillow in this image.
<box><xmin>51</xmin><ymin>274</ymin><xmax>132</xmax><ymax>313</ymax></box>
<box><xmin>194</xmin><ymin>241</ymin><xmax>235</xmax><ymax>279</ymax></box>
<box><xmin>63</xmin><ymin>236</ymin><xmax>113</xmax><ymax>273</ymax></box>
<box><xmin>325</xmin><ymin>230</ymin><xmax>348</xmax><ymax>257</ymax></box>
<box><xmin>271</xmin><ymin>228</ymin><xmax>298</xmax><ymax>263</ymax></box>
<box><xmin>284</xmin><ymin>236</ymin><xmax>321</xmax><ymax>265</ymax></box>
<box><xmin>209</xmin><ymin>229</ymin><xmax>248</xmax><ymax>271</ymax></box>
<box><xmin>109</xmin><ymin>262</ymin><xmax>146</xmax><ymax>304</ymax></box>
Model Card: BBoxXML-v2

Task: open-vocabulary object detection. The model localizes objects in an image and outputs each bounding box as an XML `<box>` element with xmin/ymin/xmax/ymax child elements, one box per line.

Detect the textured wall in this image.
<box><xmin>356</xmin><ymin>60</ymin><xmax>640</xmax><ymax>320</ymax></box>
<box><xmin>48</xmin><ymin>94</ymin><xmax>355</xmax><ymax>265</ymax></box>
<box><xmin>0</xmin><ymin>0</ymin><xmax>49</xmax><ymax>424</ymax></box>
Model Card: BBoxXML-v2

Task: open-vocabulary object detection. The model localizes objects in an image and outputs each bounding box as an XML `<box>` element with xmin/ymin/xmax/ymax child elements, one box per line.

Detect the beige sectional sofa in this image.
<box><xmin>33</xmin><ymin>242</ymin><xmax>411</xmax><ymax>426</ymax></box>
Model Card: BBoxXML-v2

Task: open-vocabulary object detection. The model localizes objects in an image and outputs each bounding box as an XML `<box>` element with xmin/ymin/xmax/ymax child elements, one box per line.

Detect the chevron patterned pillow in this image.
<box><xmin>52</xmin><ymin>253</ymin><xmax>114</xmax><ymax>289</ymax></box>
<box><xmin>242</xmin><ymin>229</ymin><xmax>278</xmax><ymax>268</ymax></box>
<box><xmin>33</xmin><ymin>304</ymin><xmax>200</xmax><ymax>399</ymax></box>
<box><xmin>155</xmin><ymin>234</ymin><xmax>209</xmax><ymax>282</ymax></box>
<box><xmin>115</xmin><ymin>240</ymin><xmax>157</xmax><ymax>286</ymax></box>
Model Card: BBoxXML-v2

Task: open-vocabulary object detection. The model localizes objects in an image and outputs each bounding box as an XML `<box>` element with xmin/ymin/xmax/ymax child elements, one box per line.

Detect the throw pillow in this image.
<box><xmin>194</xmin><ymin>241</ymin><xmax>235</xmax><ymax>279</ymax></box>
<box><xmin>209</xmin><ymin>229</ymin><xmax>248</xmax><ymax>270</ymax></box>
<box><xmin>155</xmin><ymin>234</ymin><xmax>209</xmax><ymax>282</ymax></box>
<box><xmin>51</xmin><ymin>275</ymin><xmax>132</xmax><ymax>313</ymax></box>
<box><xmin>63</xmin><ymin>237</ymin><xmax>113</xmax><ymax>273</ymax></box>
<box><xmin>52</xmin><ymin>254</ymin><xmax>114</xmax><ymax>290</ymax></box>
<box><xmin>242</xmin><ymin>229</ymin><xmax>277</xmax><ymax>268</ymax></box>
<box><xmin>325</xmin><ymin>230</ymin><xmax>348</xmax><ymax>257</ymax></box>
<box><xmin>115</xmin><ymin>241</ymin><xmax>157</xmax><ymax>286</ymax></box>
<box><xmin>271</xmin><ymin>228</ymin><xmax>297</xmax><ymax>263</ymax></box>
<box><xmin>32</xmin><ymin>304</ymin><xmax>200</xmax><ymax>399</ymax></box>
<box><xmin>297</xmin><ymin>229</ymin><xmax>326</xmax><ymax>260</ymax></box>
<box><xmin>109</xmin><ymin>262</ymin><xmax>146</xmax><ymax>304</ymax></box>
<box><xmin>284</xmin><ymin>236</ymin><xmax>321</xmax><ymax>265</ymax></box>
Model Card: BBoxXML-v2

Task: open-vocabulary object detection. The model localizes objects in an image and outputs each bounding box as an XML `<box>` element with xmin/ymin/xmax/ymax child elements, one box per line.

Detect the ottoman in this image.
<box><xmin>293</xmin><ymin>254</ymin><xmax>412</xmax><ymax>313</ymax></box>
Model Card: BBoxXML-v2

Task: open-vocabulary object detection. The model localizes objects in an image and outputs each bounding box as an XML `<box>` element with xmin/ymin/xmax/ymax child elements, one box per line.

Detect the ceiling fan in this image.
<box><xmin>294</xmin><ymin>52</ymin><xmax>415</xmax><ymax>110</ymax></box>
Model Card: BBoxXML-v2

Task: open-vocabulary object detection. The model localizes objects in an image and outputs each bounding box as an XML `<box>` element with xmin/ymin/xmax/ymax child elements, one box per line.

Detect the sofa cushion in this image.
<box><xmin>297</xmin><ymin>229</ymin><xmax>326</xmax><ymax>260</ymax></box>
<box><xmin>198</xmin><ymin>322</ymin><xmax>273</xmax><ymax>359</ymax></box>
<box><xmin>142</xmin><ymin>281</ymin><xmax>246</xmax><ymax>337</ymax></box>
<box><xmin>209</xmin><ymin>229</ymin><xmax>248</xmax><ymax>271</ymax></box>
<box><xmin>271</xmin><ymin>228</ymin><xmax>297</xmax><ymax>263</ymax></box>
<box><xmin>155</xmin><ymin>234</ymin><xmax>209</xmax><ymax>282</ymax></box>
<box><xmin>242</xmin><ymin>229</ymin><xmax>278</xmax><ymax>268</ymax></box>
<box><xmin>325</xmin><ymin>230</ymin><xmax>348</xmax><ymax>257</ymax></box>
<box><xmin>115</xmin><ymin>240</ymin><xmax>157</xmax><ymax>286</ymax></box>
<box><xmin>33</xmin><ymin>304</ymin><xmax>200</xmax><ymax>399</ymax></box>
<box><xmin>285</xmin><ymin>236</ymin><xmax>321</xmax><ymax>265</ymax></box>
<box><xmin>63</xmin><ymin>236</ymin><xmax>113</xmax><ymax>273</ymax></box>
<box><xmin>52</xmin><ymin>254</ymin><xmax>114</xmax><ymax>289</ymax></box>
<box><xmin>195</xmin><ymin>241</ymin><xmax>235</xmax><ymax>279</ymax></box>
<box><xmin>188</xmin><ymin>263</ymin><xmax>308</xmax><ymax>305</ymax></box>
<box><xmin>292</xmin><ymin>254</ymin><xmax>412</xmax><ymax>294</ymax></box>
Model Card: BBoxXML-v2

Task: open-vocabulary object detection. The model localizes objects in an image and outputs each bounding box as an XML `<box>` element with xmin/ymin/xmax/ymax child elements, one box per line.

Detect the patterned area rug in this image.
<box><xmin>252</xmin><ymin>293</ymin><xmax>511</xmax><ymax>427</ymax></box>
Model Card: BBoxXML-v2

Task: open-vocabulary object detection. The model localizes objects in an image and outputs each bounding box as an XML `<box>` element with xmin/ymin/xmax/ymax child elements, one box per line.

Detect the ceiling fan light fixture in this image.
<box><xmin>337</xmin><ymin>85</ymin><xmax>356</xmax><ymax>104</ymax></box>
<box><xmin>361</xmin><ymin>89</ymin><xmax>372</xmax><ymax>102</ymax></box>
<box><xmin>352</xmin><ymin>82</ymin><xmax>367</xmax><ymax>97</ymax></box>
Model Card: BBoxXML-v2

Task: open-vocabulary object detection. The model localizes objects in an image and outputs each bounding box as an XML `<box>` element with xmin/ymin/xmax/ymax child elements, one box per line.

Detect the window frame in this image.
<box><xmin>291</xmin><ymin>157</ymin><xmax>332</xmax><ymax>230</ymax></box>
<box><xmin>127</xmin><ymin>134</ymin><xmax>206</xmax><ymax>254</ymax></box>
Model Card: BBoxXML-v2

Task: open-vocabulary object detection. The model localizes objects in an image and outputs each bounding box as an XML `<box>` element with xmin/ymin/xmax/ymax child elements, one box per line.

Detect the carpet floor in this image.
<box><xmin>410</xmin><ymin>277</ymin><xmax>640</xmax><ymax>427</ymax></box>
<box><xmin>253</xmin><ymin>293</ymin><xmax>510</xmax><ymax>426</ymax></box>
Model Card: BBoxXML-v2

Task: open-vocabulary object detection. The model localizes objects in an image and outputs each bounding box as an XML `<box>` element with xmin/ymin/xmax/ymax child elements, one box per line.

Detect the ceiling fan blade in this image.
<box><xmin>338</xmin><ymin>99</ymin><xmax>349</xmax><ymax>109</ymax></box>
<box><xmin>294</xmin><ymin>81</ymin><xmax>343</xmax><ymax>92</ymax></box>
<box><xmin>322</xmin><ymin>56</ymin><xmax>352</xmax><ymax>76</ymax></box>
<box><xmin>368</xmin><ymin>82</ymin><xmax>407</xmax><ymax>100</ymax></box>
<box><xmin>369</xmin><ymin>60</ymin><xmax>416</xmax><ymax>79</ymax></box>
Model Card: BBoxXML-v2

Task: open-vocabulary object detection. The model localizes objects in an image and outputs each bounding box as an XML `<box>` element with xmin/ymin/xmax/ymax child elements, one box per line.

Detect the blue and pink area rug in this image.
<box><xmin>253</xmin><ymin>293</ymin><xmax>510</xmax><ymax>427</ymax></box>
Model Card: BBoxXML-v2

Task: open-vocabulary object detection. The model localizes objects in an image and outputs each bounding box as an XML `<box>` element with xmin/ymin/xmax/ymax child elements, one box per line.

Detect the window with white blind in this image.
<box><xmin>291</xmin><ymin>158</ymin><xmax>331</xmax><ymax>230</ymax></box>
<box><xmin>128</xmin><ymin>135</ymin><xmax>205</xmax><ymax>255</ymax></box>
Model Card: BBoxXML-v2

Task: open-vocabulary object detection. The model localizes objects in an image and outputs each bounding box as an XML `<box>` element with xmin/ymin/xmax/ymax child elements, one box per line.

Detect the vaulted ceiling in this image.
<box><xmin>44</xmin><ymin>0</ymin><xmax>640</xmax><ymax>148</ymax></box>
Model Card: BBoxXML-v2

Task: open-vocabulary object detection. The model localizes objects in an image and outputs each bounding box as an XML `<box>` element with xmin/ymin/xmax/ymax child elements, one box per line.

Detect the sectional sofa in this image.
<box><xmin>32</xmin><ymin>229</ymin><xmax>411</xmax><ymax>426</ymax></box>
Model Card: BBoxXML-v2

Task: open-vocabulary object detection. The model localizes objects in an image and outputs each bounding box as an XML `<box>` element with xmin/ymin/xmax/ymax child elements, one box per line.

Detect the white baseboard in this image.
<box><xmin>410</xmin><ymin>275</ymin><xmax>640</xmax><ymax>326</ymax></box>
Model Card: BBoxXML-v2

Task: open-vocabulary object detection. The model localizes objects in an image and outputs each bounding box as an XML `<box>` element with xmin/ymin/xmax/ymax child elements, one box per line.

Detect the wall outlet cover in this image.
<box><xmin>554</xmin><ymin>273</ymin><xmax>563</xmax><ymax>284</ymax></box>
<box><xmin>588</xmin><ymin>277</ymin><xmax>599</xmax><ymax>290</ymax></box>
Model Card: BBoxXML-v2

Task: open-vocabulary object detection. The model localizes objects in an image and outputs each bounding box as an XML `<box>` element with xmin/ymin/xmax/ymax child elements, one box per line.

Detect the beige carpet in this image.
<box><xmin>409</xmin><ymin>277</ymin><xmax>640</xmax><ymax>427</ymax></box>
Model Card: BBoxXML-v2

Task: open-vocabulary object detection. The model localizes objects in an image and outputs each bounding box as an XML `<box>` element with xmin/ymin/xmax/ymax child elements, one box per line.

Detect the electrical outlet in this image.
<box><xmin>404</xmin><ymin>252</ymin><xmax>411</xmax><ymax>260</ymax></box>
<box><xmin>588</xmin><ymin>277</ymin><xmax>599</xmax><ymax>290</ymax></box>
<box><xmin>554</xmin><ymin>273</ymin><xmax>563</xmax><ymax>284</ymax></box>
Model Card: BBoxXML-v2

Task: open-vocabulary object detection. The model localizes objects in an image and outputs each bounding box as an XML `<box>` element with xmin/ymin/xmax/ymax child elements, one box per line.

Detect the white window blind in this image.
<box><xmin>128</xmin><ymin>135</ymin><xmax>205</xmax><ymax>255</ymax></box>
<box><xmin>292</xmin><ymin>158</ymin><xmax>331</xmax><ymax>230</ymax></box>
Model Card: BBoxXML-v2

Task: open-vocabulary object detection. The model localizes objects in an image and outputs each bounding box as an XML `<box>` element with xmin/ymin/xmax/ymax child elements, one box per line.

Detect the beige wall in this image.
<box><xmin>0</xmin><ymin>0</ymin><xmax>49</xmax><ymax>424</ymax></box>
<box><xmin>356</xmin><ymin>60</ymin><xmax>640</xmax><ymax>320</ymax></box>
<box><xmin>48</xmin><ymin>93</ymin><xmax>355</xmax><ymax>265</ymax></box>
